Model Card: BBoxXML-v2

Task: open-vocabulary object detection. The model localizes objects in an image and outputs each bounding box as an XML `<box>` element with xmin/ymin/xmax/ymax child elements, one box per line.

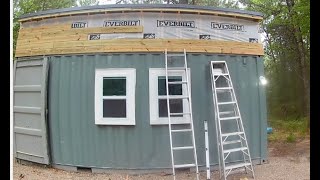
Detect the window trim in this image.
<box><xmin>95</xmin><ymin>68</ymin><xmax>136</xmax><ymax>125</ymax></box>
<box><xmin>149</xmin><ymin>68</ymin><xmax>191</xmax><ymax>125</ymax></box>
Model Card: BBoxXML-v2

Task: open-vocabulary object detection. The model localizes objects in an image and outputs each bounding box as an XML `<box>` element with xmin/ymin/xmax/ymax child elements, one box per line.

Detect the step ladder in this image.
<box><xmin>164</xmin><ymin>49</ymin><xmax>199</xmax><ymax>180</ymax></box>
<box><xmin>210</xmin><ymin>61</ymin><xmax>255</xmax><ymax>180</ymax></box>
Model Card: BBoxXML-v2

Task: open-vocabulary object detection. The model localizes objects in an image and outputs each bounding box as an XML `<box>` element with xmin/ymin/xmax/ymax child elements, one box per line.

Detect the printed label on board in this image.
<box><xmin>211</xmin><ymin>22</ymin><xmax>244</xmax><ymax>31</ymax></box>
<box><xmin>89</xmin><ymin>34</ymin><xmax>101</xmax><ymax>40</ymax></box>
<box><xmin>249</xmin><ymin>38</ymin><xmax>258</xmax><ymax>43</ymax></box>
<box><xmin>104</xmin><ymin>20</ymin><xmax>140</xmax><ymax>27</ymax></box>
<box><xmin>157</xmin><ymin>20</ymin><xmax>195</xmax><ymax>28</ymax></box>
<box><xmin>71</xmin><ymin>22</ymin><xmax>87</xmax><ymax>28</ymax></box>
<box><xmin>25</xmin><ymin>14</ymin><xmax>260</xmax><ymax>42</ymax></box>
<box><xmin>143</xmin><ymin>33</ymin><xmax>155</xmax><ymax>39</ymax></box>
<box><xmin>199</xmin><ymin>35</ymin><xmax>211</xmax><ymax>40</ymax></box>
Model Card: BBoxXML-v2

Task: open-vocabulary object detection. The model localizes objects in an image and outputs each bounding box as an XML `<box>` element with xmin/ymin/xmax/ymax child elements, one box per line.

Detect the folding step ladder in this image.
<box><xmin>210</xmin><ymin>61</ymin><xmax>255</xmax><ymax>180</ymax></box>
<box><xmin>164</xmin><ymin>49</ymin><xmax>199</xmax><ymax>180</ymax></box>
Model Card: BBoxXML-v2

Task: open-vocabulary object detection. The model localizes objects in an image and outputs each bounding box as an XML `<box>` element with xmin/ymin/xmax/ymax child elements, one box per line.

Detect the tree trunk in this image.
<box><xmin>296</xmin><ymin>30</ymin><xmax>310</xmax><ymax>125</ymax></box>
<box><xmin>286</xmin><ymin>0</ymin><xmax>310</xmax><ymax>127</ymax></box>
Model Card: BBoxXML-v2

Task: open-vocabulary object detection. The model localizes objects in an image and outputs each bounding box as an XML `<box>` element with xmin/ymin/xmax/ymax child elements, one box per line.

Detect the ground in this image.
<box><xmin>13</xmin><ymin>138</ymin><xmax>310</xmax><ymax>180</ymax></box>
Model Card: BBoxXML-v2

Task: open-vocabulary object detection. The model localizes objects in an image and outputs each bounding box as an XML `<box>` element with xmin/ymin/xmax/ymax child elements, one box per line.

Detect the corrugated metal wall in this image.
<box><xmin>47</xmin><ymin>53</ymin><xmax>267</xmax><ymax>169</ymax></box>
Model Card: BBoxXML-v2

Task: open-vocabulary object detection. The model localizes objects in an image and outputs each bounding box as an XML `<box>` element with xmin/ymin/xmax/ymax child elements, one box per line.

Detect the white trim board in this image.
<box><xmin>149</xmin><ymin>68</ymin><xmax>191</xmax><ymax>125</ymax></box>
<box><xmin>95</xmin><ymin>68</ymin><xmax>136</xmax><ymax>125</ymax></box>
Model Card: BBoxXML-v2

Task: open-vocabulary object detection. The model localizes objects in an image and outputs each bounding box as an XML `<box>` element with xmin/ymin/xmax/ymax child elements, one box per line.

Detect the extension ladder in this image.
<box><xmin>164</xmin><ymin>49</ymin><xmax>199</xmax><ymax>180</ymax></box>
<box><xmin>210</xmin><ymin>61</ymin><xmax>255</xmax><ymax>180</ymax></box>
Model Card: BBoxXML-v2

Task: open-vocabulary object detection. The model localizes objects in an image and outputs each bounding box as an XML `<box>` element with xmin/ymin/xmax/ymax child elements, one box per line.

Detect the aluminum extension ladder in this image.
<box><xmin>164</xmin><ymin>49</ymin><xmax>199</xmax><ymax>180</ymax></box>
<box><xmin>210</xmin><ymin>61</ymin><xmax>255</xmax><ymax>180</ymax></box>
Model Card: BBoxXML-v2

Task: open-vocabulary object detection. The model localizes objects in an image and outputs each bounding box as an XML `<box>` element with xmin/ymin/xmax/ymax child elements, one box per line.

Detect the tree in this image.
<box><xmin>240</xmin><ymin>0</ymin><xmax>310</xmax><ymax>126</ymax></box>
<box><xmin>194</xmin><ymin>0</ymin><xmax>239</xmax><ymax>8</ymax></box>
<box><xmin>115</xmin><ymin>0</ymin><xmax>239</xmax><ymax>8</ymax></box>
<box><xmin>77</xmin><ymin>0</ymin><xmax>99</xmax><ymax>6</ymax></box>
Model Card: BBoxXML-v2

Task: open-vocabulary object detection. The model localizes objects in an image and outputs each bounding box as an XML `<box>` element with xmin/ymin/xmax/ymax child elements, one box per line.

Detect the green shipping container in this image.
<box><xmin>43</xmin><ymin>53</ymin><xmax>268</xmax><ymax>170</ymax></box>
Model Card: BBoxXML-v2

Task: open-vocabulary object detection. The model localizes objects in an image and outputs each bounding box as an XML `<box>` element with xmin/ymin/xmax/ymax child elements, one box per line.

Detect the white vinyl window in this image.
<box><xmin>149</xmin><ymin>68</ymin><xmax>191</xmax><ymax>125</ymax></box>
<box><xmin>95</xmin><ymin>69</ymin><xmax>136</xmax><ymax>125</ymax></box>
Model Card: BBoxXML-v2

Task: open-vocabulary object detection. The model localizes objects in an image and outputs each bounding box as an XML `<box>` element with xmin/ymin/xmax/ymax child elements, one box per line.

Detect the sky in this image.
<box><xmin>98</xmin><ymin>0</ymin><xmax>116</xmax><ymax>4</ymax></box>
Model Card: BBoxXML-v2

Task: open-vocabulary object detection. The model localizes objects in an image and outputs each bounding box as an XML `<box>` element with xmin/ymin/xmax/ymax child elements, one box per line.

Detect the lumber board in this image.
<box><xmin>19</xmin><ymin>8</ymin><xmax>262</xmax><ymax>23</ymax></box>
<box><xmin>16</xmin><ymin>24</ymin><xmax>263</xmax><ymax>56</ymax></box>
<box><xmin>17</xmin><ymin>34</ymin><xmax>88</xmax><ymax>44</ymax></box>
<box><xmin>17</xmin><ymin>25</ymin><xmax>143</xmax><ymax>46</ymax></box>
<box><xmin>19</xmin><ymin>24</ymin><xmax>143</xmax><ymax>35</ymax></box>
<box><xmin>20</xmin><ymin>24</ymin><xmax>71</xmax><ymax>31</ymax></box>
<box><xmin>73</xmin><ymin>26</ymin><xmax>144</xmax><ymax>33</ymax></box>
<box><xmin>15</xmin><ymin>38</ymin><xmax>264</xmax><ymax>57</ymax></box>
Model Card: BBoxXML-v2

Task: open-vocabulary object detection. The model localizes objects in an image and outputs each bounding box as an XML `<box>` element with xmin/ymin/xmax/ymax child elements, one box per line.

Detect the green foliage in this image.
<box><xmin>286</xmin><ymin>132</ymin><xmax>296</xmax><ymax>143</ymax></box>
<box><xmin>116</xmin><ymin>0</ymin><xmax>163</xmax><ymax>4</ymax></box>
<box><xmin>77</xmin><ymin>0</ymin><xmax>99</xmax><ymax>6</ymax></box>
<box><xmin>241</xmin><ymin>0</ymin><xmax>310</xmax><ymax>125</ymax></box>
<box><xmin>116</xmin><ymin>0</ymin><xmax>239</xmax><ymax>8</ymax></box>
<box><xmin>267</xmin><ymin>118</ymin><xmax>309</xmax><ymax>142</ymax></box>
<box><xmin>194</xmin><ymin>0</ymin><xmax>239</xmax><ymax>8</ymax></box>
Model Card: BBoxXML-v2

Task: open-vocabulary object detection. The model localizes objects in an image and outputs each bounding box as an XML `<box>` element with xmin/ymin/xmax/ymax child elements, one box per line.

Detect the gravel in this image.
<box><xmin>13</xmin><ymin>156</ymin><xmax>310</xmax><ymax>180</ymax></box>
<box><xmin>13</xmin><ymin>140</ymin><xmax>310</xmax><ymax>180</ymax></box>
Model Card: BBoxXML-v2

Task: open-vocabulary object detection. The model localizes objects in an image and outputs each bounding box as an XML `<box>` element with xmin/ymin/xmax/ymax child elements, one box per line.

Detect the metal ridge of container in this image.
<box><xmin>18</xmin><ymin>4</ymin><xmax>263</xmax><ymax>21</ymax></box>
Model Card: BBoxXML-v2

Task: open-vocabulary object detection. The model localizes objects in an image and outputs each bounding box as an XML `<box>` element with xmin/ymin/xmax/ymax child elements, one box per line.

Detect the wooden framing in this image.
<box><xmin>19</xmin><ymin>8</ymin><xmax>263</xmax><ymax>23</ymax></box>
<box><xmin>15</xmin><ymin>20</ymin><xmax>264</xmax><ymax>57</ymax></box>
<box><xmin>19</xmin><ymin>24</ymin><xmax>143</xmax><ymax>35</ymax></box>
<box><xmin>15</xmin><ymin>38</ymin><xmax>264</xmax><ymax>57</ymax></box>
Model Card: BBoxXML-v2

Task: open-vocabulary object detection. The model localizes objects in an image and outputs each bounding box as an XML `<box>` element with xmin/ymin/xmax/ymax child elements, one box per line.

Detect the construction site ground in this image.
<box><xmin>13</xmin><ymin>138</ymin><xmax>310</xmax><ymax>180</ymax></box>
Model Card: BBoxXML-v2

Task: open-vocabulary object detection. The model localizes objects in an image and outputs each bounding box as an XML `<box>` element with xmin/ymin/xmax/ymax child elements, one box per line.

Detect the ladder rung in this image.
<box><xmin>170</xmin><ymin>112</ymin><xmax>191</xmax><ymax>116</ymax></box>
<box><xmin>220</xmin><ymin>116</ymin><xmax>240</xmax><ymax>121</ymax></box>
<box><xmin>166</xmin><ymin>67</ymin><xmax>186</xmax><ymax>70</ymax></box>
<box><xmin>167</xmin><ymin>54</ymin><xmax>185</xmax><ymax>57</ymax></box>
<box><xmin>221</xmin><ymin>132</ymin><xmax>244</xmax><ymax>137</ymax></box>
<box><xmin>223</xmin><ymin>140</ymin><xmax>241</xmax><ymax>145</ymax></box>
<box><xmin>174</xmin><ymin>164</ymin><xmax>196</xmax><ymax>168</ymax></box>
<box><xmin>219</xmin><ymin>111</ymin><xmax>234</xmax><ymax>115</ymax></box>
<box><xmin>171</xmin><ymin>129</ymin><xmax>192</xmax><ymax>132</ymax></box>
<box><xmin>168</xmin><ymin>96</ymin><xmax>189</xmax><ymax>99</ymax></box>
<box><xmin>218</xmin><ymin>101</ymin><xmax>236</xmax><ymax>105</ymax></box>
<box><xmin>213</xmin><ymin>73</ymin><xmax>229</xmax><ymax>76</ymax></box>
<box><xmin>223</xmin><ymin>147</ymin><xmax>247</xmax><ymax>153</ymax></box>
<box><xmin>172</xmin><ymin>146</ymin><xmax>194</xmax><ymax>150</ymax></box>
<box><xmin>225</xmin><ymin>162</ymin><xmax>251</xmax><ymax>170</ymax></box>
<box><xmin>216</xmin><ymin>87</ymin><xmax>232</xmax><ymax>90</ymax></box>
<box><xmin>168</xmin><ymin>81</ymin><xmax>187</xmax><ymax>84</ymax></box>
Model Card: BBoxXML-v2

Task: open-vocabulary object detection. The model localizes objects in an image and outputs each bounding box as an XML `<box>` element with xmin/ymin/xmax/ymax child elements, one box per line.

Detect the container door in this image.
<box><xmin>13</xmin><ymin>58</ymin><xmax>50</xmax><ymax>164</ymax></box>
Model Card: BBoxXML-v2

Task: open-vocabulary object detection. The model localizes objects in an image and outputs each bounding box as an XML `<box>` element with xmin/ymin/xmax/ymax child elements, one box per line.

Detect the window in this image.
<box><xmin>95</xmin><ymin>69</ymin><xmax>136</xmax><ymax>125</ymax></box>
<box><xmin>149</xmin><ymin>68</ymin><xmax>191</xmax><ymax>125</ymax></box>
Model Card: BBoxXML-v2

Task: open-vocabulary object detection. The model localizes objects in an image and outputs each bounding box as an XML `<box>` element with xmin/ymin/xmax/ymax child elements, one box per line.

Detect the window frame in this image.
<box><xmin>95</xmin><ymin>68</ymin><xmax>136</xmax><ymax>125</ymax></box>
<box><xmin>149</xmin><ymin>68</ymin><xmax>191</xmax><ymax>125</ymax></box>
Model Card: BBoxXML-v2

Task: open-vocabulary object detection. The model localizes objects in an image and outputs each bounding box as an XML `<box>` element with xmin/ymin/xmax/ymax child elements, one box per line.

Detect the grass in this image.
<box><xmin>267</xmin><ymin>117</ymin><xmax>309</xmax><ymax>143</ymax></box>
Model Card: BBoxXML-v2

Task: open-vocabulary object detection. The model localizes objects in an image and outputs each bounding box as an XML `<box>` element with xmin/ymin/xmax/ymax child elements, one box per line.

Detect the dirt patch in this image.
<box><xmin>268</xmin><ymin>138</ymin><xmax>310</xmax><ymax>157</ymax></box>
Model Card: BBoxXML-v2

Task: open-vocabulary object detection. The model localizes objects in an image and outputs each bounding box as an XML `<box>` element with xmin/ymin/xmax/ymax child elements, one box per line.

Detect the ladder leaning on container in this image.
<box><xmin>164</xmin><ymin>49</ymin><xmax>199</xmax><ymax>180</ymax></box>
<box><xmin>210</xmin><ymin>61</ymin><xmax>255</xmax><ymax>180</ymax></box>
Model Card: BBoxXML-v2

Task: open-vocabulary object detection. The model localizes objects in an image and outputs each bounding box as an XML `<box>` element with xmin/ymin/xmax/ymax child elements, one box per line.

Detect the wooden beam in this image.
<box><xmin>16</xmin><ymin>23</ymin><xmax>263</xmax><ymax>57</ymax></box>
<box><xmin>17</xmin><ymin>25</ymin><xmax>144</xmax><ymax>47</ymax></box>
<box><xmin>74</xmin><ymin>26</ymin><xmax>143</xmax><ymax>34</ymax></box>
<box><xmin>19</xmin><ymin>8</ymin><xmax>263</xmax><ymax>23</ymax></box>
<box><xmin>15</xmin><ymin>38</ymin><xmax>264</xmax><ymax>57</ymax></box>
<box><xmin>19</xmin><ymin>24</ymin><xmax>143</xmax><ymax>34</ymax></box>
